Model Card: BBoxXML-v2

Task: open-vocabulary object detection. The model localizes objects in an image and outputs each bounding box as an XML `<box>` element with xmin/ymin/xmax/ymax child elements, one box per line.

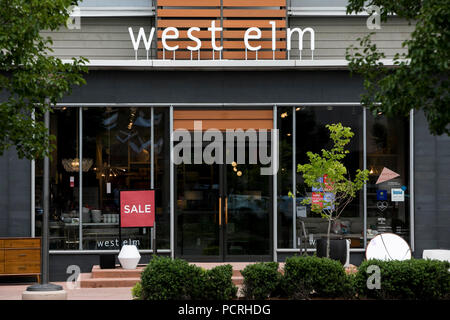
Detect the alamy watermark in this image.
<box><xmin>366</xmin><ymin>5</ymin><xmax>381</xmax><ymax>30</ymax></box>
<box><xmin>66</xmin><ymin>264</ymin><xmax>81</xmax><ymax>290</ymax></box>
<box><xmin>366</xmin><ymin>265</ymin><xmax>381</xmax><ymax>290</ymax></box>
<box><xmin>67</xmin><ymin>6</ymin><xmax>81</xmax><ymax>30</ymax></box>
<box><xmin>171</xmin><ymin>121</ymin><xmax>279</xmax><ymax>175</ymax></box>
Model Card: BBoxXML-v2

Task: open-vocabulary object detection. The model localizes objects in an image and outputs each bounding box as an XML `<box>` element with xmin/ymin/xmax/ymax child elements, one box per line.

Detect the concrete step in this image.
<box><xmin>78</xmin><ymin>273</ymin><xmax>140</xmax><ymax>288</ymax></box>
<box><xmin>232</xmin><ymin>276</ymin><xmax>244</xmax><ymax>286</ymax></box>
<box><xmin>91</xmin><ymin>265</ymin><xmax>145</xmax><ymax>279</ymax></box>
<box><xmin>79</xmin><ymin>262</ymin><xmax>263</xmax><ymax>288</ymax></box>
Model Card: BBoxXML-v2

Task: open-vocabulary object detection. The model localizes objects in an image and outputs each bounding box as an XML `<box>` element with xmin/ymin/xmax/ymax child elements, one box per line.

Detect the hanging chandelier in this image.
<box><xmin>62</xmin><ymin>158</ymin><xmax>93</xmax><ymax>172</ymax></box>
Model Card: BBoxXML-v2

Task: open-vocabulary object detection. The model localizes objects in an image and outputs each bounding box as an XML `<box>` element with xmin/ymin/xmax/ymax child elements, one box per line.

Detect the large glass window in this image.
<box><xmin>295</xmin><ymin>106</ymin><xmax>364</xmax><ymax>249</ymax></box>
<box><xmin>366</xmin><ymin>113</ymin><xmax>410</xmax><ymax>243</ymax></box>
<box><xmin>35</xmin><ymin>108</ymin><xmax>80</xmax><ymax>250</ymax></box>
<box><xmin>154</xmin><ymin>108</ymin><xmax>171</xmax><ymax>249</ymax></box>
<box><xmin>82</xmin><ymin>107</ymin><xmax>152</xmax><ymax>250</ymax></box>
<box><xmin>277</xmin><ymin>106</ymin><xmax>411</xmax><ymax>251</ymax></box>
<box><xmin>277</xmin><ymin>107</ymin><xmax>294</xmax><ymax>248</ymax></box>
<box><xmin>36</xmin><ymin>106</ymin><xmax>170</xmax><ymax>251</ymax></box>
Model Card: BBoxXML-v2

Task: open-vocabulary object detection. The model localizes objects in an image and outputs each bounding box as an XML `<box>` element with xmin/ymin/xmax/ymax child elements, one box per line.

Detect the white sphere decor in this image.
<box><xmin>118</xmin><ymin>245</ymin><xmax>141</xmax><ymax>270</ymax></box>
<box><xmin>366</xmin><ymin>233</ymin><xmax>411</xmax><ymax>261</ymax></box>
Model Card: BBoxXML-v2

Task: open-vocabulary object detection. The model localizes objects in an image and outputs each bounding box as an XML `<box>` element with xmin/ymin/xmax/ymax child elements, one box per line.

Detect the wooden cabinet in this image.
<box><xmin>0</xmin><ymin>238</ymin><xmax>41</xmax><ymax>282</ymax></box>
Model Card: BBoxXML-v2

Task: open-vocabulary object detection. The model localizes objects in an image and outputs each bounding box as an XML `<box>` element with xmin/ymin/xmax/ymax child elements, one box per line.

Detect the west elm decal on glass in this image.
<box><xmin>128</xmin><ymin>21</ymin><xmax>315</xmax><ymax>61</ymax></box>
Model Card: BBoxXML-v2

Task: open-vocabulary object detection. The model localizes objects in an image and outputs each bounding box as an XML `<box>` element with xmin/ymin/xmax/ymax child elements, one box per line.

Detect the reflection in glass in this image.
<box><xmin>294</xmin><ymin>106</ymin><xmax>364</xmax><ymax>249</ymax></box>
<box><xmin>277</xmin><ymin>107</ymin><xmax>293</xmax><ymax>248</ymax></box>
<box><xmin>82</xmin><ymin>107</ymin><xmax>152</xmax><ymax>250</ymax></box>
<box><xmin>35</xmin><ymin>108</ymin><xmax>80</xmax><ymax>250</ymax></box>
<box><xmin>366</xmin><ymin>114</ymin><xmax>410</xmax><ymax>243</ymax></box>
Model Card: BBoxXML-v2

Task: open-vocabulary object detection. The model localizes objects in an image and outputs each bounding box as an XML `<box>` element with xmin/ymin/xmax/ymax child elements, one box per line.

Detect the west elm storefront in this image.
<box><xmin>1</xmin><ymin>1</ymin><xmax>449</xmax><ymax>281</ymax></box>
<box><xmin>26</xmin><ymin>69</ymin><xmax>414</xmax><ymax>279</ymax></box>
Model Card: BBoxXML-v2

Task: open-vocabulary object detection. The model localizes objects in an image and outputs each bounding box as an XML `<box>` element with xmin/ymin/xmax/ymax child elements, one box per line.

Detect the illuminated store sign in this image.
<box><xmin>128</xmin><ymin>20</ymin><xmax>315</xmax><ymax>60</ymax></box>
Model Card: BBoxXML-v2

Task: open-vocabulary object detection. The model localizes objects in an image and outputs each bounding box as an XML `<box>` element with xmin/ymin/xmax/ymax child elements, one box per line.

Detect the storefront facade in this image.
<box><xmin>1</xmin><ymin>1</ymin><xmax>449</xmax><ymax>280</ymax></box>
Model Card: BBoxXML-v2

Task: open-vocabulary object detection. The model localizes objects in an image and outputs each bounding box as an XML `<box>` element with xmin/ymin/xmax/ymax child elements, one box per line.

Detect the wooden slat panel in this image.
<box><xmin>157</xmin><ymin>9</ymin><xmax>221</xmax><ymax>18</ymax></box>
<box><xmin>158</xmin><ymin>0</ymin><xmax>221</xmax><ymax>6</ymax></box>
<box><xmin>174</xmin><ymin>119</ymin><xmax>273</xmax><ymax>130</ymax></box>
<box><xmin>157</xmin><ymin>51</ymin><xmax>218</xmax><ymax>60</ymax></box>
<box><xmin>223</xmin><ymin>9</ymin><xmax>286</xmax><ymax>18</ymax></box>
<box><xmin>174</xmin><ymin>110</ymin><xmax>273</xmax><ymax>120</ymax></box>
<box><xmin>223</xmin><ymin>41</ymin><xmax>286</xmax><ymax>49</ymax></box>
<box><xmin>223</xmin><ymin>51</ymin><xmax>286</xmax><ymax>59</ymax></box>
<box><xmin>0</xmin><ymin>249</ymin><xmax>4</xmax><ymax>274</ymax></box>
<box><xmin>158</xmin><ymin>20</ymin><xmax>220</xmax><ymax>28</ymax></box>
<box><xmin>223</xmin><ymin>20</ymin><xmax>286</xmax><ymax>28</ymax></box>
<box><xmin>158</xmin><ymin>30</ymin><xmax>219</xmax><ymax>39</ymax></box>
<box><xmin>158</xmin><ymin>41</ymin><xmax>218</xmax><ymax>50</ymax></box>
<box><xmin>223</xmin><ymin>30</ymin><xmax>285</xmax><ymax>39</ymax></box>
<box><xmin>223</xmin><ymin>0</ymin><xmax>286</xmax><ymax>6</ymax></box>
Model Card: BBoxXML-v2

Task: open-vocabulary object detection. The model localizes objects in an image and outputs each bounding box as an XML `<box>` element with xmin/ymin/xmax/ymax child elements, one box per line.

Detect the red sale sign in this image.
<box><xmin>120</xmin><ymin>190</ymin><xmax>155</xmax><ymax>228</ymax></box>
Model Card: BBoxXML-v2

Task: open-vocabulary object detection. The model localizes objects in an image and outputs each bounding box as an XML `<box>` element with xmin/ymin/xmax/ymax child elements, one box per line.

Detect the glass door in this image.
<box><xmin>223</xmin><ymin>139</ymin><xmax>272</xmax><ymax>261</ymax></box>
<box><xmin>176</xmin><ymin>159</ymin><xmax>222</xmax><ymax>261</ymax></box>
<box><xmin>175</xmin><ymin>135</ymin><xmax>272</xmax><ymax>261</ymax></box>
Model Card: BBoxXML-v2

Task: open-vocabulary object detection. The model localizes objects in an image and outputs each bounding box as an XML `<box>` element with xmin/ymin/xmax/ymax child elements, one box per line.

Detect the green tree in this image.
<box><xmin>345</xmin><ymin>0</ymin><xmax>449</xmax><ymax>136</ymax></box>
<box><xmin>295</xmin><ymin>123</ymin><xmax>368</xmax><ymax>258</ymax></box>
<box><xmin>0</xmin><ymin>0</ymin><xmax>87</xmax><ymax>159</ymax></box>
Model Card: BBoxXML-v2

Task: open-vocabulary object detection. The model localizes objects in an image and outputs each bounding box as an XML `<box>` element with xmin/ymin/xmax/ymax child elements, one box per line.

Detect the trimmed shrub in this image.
<box><xmin>241</xmin><ymin>262</ymin><xmax>281</xmax><ymax>299</ymax></box>
<box><xmin>140</xmin><ymin>256</ymin><xmax>203</xmax><ymax>300</ymax></box>
<box><xmin>201</xmin><ymin>265</ymin><xmax>237</xmax><ymax>300</ymax></box>
<box><xmin>354</xmin><ymin>259</ymin><xmax>450</xmax><ymax>300</ymax></box>
<box><xmin>131</xmin><ymin>282</ymin><xmax>142</xmax><ymax>300</ymax></box>
<box><xmin>283</xmin><ymin>255</ymin><xmax>350</xmax><ymax>299</ymax></box>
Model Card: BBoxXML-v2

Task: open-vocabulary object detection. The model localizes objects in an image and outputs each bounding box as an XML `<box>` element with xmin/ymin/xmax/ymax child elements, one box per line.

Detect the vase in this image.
<box><xmin>118</xmin><ymin>245</ymin><xmax>141</xmax><ymax>270</ymax></box>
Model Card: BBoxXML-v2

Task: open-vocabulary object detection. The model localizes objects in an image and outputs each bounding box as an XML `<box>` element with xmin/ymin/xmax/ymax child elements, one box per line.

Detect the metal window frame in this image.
<box><xmin>273</xmin><ymin>106</ymin><xmax>278</xmax><ymax>262</ymax></box>
<box><xmin>410</xmin><ymin>111</ymin><xmax>415</xmax><ymax>252</ymax></box>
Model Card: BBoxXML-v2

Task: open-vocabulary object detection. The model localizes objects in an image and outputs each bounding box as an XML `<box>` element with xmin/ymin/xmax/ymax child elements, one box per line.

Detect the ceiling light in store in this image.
<box><xmin>281</xmin><ymin>112</ymin><xmax>288</xmax><ymax>118</ymax></box>
<box><xmin>237</xmin><ymin>171</ymin><xmax>242</xmax><ymax>177</ymax></box>
<box><xmin>231</xmin><ymin>161</ymin><xmax>237</xmax><ymax>167</ymax></box>
<box><xmin>62</xmin><ymin>158</ymin><xmax>93</xmax><ymax>172</ymax></box>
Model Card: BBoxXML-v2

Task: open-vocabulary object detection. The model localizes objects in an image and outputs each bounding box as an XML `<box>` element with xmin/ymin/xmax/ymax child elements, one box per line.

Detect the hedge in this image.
<box><xmin>283</xmin><ymin>255</ymin><xmax>353</xmax><ymax>299</ymax></box>
<box><xmin>354</xmin><ymin>259</ymin><xmax>450</xmax><ymax>300</ymax></box>
<box><xmin>139</xmin><ymin>256</ymin><xmax>236</xmax><ymax>300</ymax></box>
<box><xmin>241</xmin><ymin>262</ymin><xmax>282</xmax><ymax>299</ymax></box>
<box><xmin>134</xmin><ymin>256</ymin><xmax>450</xmax><ymax>300</ymax></box>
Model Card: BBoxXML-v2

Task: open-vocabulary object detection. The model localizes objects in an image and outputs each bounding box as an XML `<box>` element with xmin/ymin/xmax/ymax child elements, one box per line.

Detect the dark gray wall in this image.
<box><xmin>414</xmin><ymin>111</ymin><xmax>450</xmax><ymax>257</ymax></box>
<box><xmin>0</xmin><ymin>148</ymin><xmax>31</xmax><ymax>237</ymax></box>
<box><xmin>60</xmin><ymin>70</ymin><xmax>364</xmax><ymax>104</ymax></box>
<box><xmin>49</xmin><ymin>253</ymin><xmax>167</xmax><ymax>281</ymax></box>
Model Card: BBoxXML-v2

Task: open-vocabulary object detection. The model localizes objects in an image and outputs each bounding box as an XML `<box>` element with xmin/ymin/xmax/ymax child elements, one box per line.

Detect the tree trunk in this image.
<box><xmin>326</xmin><ymin>219</ymin><xmax>332</xmax><ymax>258</ymax></box>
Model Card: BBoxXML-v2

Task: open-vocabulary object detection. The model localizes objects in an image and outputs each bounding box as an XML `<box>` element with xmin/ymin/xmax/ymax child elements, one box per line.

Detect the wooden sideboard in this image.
<box><xmin>0</xmin><ymin>238</ymin><xmax>41</xmax><ymax>282</ymax></box>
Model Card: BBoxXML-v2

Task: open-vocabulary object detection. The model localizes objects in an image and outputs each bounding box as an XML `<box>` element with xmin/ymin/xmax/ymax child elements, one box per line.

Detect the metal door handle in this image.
<box><xmin>219</xmin><ymin>197</ymin><xmax>222</xmax><ymax>226</ymax></box>
<box><xmin>225</xmin><ymin>197</ymin><xmax>228</xmax><ymax>225</ymax></box>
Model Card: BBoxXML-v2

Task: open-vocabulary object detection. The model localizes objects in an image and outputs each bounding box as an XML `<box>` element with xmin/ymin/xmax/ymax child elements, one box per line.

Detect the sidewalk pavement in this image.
<box><xmin>0</xmin><ymin>282</ymin><xmax>133</xmax><ymax>300</ymax></box>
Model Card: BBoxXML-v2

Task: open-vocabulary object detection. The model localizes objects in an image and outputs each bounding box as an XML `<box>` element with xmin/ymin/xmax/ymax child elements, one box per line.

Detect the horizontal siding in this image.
<box><xmin>42</xmin><ymin>16</ymin><xmax>413</xmax><ymax>60</ymax></box>
<box><xmin>288</xmin><ymin>17</ymin><xmax>413</xmax><ymax>59</ymax></box>
<box><xmin>41</xmin><ymin>17</ymin><xmax>155</xmax><ymax>60</ymax></box>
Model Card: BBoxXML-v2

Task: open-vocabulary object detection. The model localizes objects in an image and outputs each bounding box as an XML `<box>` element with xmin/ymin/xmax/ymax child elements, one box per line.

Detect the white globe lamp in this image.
<box><xmin>118</xmin><ymin>245</ymin><xmax>141</xmax><ymax>270</ymax></box>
